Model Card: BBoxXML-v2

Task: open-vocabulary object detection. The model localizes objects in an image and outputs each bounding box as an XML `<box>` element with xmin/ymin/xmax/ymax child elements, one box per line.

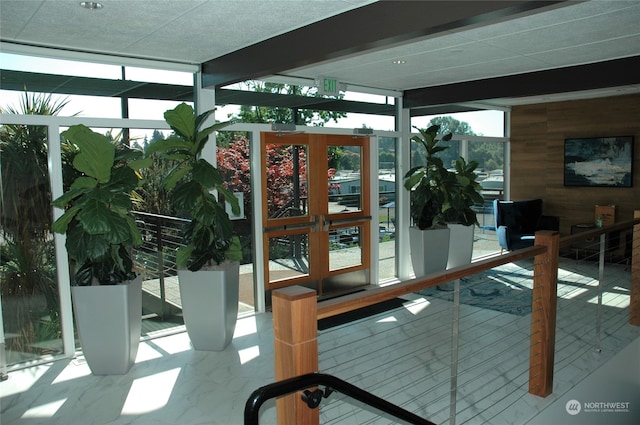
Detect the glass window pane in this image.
<box><xmin>1</xmin><ymin>123</ymin><xmax>63</xmax><ymax>365</ymax></box>
<box><xmin>378</xmin><ymin>136</ymin><xmax>396</xmax><ymax>281</ymax></box>
<box><xmin>217</xmin><ymin>130</ymin><xmax>254</xmax><ymax>315</ymax></box>
<box><xmin>470</xmin><ymin>140</ymin><xmax>506</xmax><ymax>259</ymax></box>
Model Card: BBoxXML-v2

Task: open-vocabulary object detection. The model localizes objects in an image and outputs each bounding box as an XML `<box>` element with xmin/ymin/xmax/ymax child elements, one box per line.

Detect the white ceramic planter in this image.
<box><xmin>447</xmin><ymin>223</ymin><xmax>475</xmax><ymax>269</ymax></box>
<box><xmin>409</xmin><ymin>226</ymin><xmax>450</xmax><ymax>278</ymax></box>
<box><xmin>72</xmin><ymin>277</ymin><xmax>142</xmax><ymax>375</ymax></box>
<box><xmin>178</xmin><ymin>263</ymin><xmax>240</xmax><ymax>351</ymax></box>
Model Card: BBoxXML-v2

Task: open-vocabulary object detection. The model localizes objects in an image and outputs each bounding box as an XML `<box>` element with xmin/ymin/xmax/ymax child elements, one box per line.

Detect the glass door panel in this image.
<box><xmin>265</xmin><ymin>143</ymin><xmax>308</xmax><ymax>220</ymax></box>
<box><xmin>329</xmin><ymin>145</ymin><xmax>362</xmax><ymax>213</ymax></box>
<box><xmin>267</xmin><ymin>231</ymin><xmax>311</xmax><ymax>287</ymax></box>
<box><xmin>328</xmin><ymin>225</ymin><xmax>363</xmax><ymax>272</ymax></box>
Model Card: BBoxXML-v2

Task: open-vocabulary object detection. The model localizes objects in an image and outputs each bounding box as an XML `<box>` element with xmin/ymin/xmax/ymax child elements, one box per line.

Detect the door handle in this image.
<box><xmin>264</xmin><ymin>220</ymin><xmax>316</xmax><ymax>233</ymax></box>
<box><xmin>325</xmin><ymin>215</ymin><xmax>372</xmax><ymax>227</ymax></box>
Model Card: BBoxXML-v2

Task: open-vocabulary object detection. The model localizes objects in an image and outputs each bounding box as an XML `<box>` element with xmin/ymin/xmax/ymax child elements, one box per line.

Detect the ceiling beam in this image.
<box><xmin>403</xmin><ymin>56</ymin><xmax>640</xmax><ymax>108</ymax></box>
<box><xmin>201</xmin><ymin>0</ymin><xmax>566</xmax><ymax>88</ymax></box>
<box><xmin>0</xmin><ymin>70</ymin><xmax>195</xmax><ymax>101</ymax></box>
<box><xmin>0</xmin><ymin>69</ymin><xmax>396</xmax><ymax>116</ymax></box>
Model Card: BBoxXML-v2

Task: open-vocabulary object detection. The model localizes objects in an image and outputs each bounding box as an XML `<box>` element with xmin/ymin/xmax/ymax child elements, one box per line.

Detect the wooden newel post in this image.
<box><xmin>529</xmin><ymin>230</ymin><xmax>560</xmax><ymax>397</ymax></box>
<box><xmin>630</xmin><ymin>210</ymin><xmax>640</xmax><ymax>326</ymax></box>
<box><xmin>272</xmin><ymin>286</ymin><xmax>319</xmax><ymax>425</ymax></box>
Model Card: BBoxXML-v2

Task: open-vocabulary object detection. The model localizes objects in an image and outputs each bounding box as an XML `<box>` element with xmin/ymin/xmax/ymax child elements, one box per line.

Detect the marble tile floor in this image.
<box><xmin>1</xmin><ymin>259</ymin><xmax>638</xmax><ymax>425</ymax></box>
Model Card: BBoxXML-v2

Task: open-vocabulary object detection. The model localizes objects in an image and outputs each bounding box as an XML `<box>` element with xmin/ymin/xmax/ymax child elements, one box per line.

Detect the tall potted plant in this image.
<box><xmin>404</xmin><ymin>125</ymin><xmax>456</xmax><ymax>276</ymax></box>
<box><xmin>444</xmin><ymin>156</ymin><xmax>484</xmax><ymax>269</ymax></box>
<box><xmin>146</xmin><ymin>103</ymin><xmax>241</xmax><ymax>351</ymax></box>
<box><xmin>404</xmin><ymin>125</ymin><xmax>483</xmax><ymax>276</ymax></box>
<box><xmin>52</xmin><ymin>125</ymin><xmax>151</xmax><ymax>375</ymax></box>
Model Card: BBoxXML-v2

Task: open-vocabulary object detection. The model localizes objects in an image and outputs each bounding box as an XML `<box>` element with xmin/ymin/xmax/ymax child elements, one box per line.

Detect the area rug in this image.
<box><xmin>417</xmin><ymin>261</ymin><xmax>535</xmax><ymax>316</ymax></box>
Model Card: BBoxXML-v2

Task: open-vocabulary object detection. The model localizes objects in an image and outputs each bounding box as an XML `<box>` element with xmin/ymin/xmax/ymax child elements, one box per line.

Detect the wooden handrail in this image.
<box><xmin>560</xmin><ymin>217</ymin><xmax>639</xmax><ymax>249</ymax></box>
<box><xmin>318</xmin><ymin>244</ymin><xmax>545</xmax><ymax>320</ymax></box>
<box><xmin>318</xmin><ymin>216</ymin><xmax>640</xmax><ymax>320</ymax></box>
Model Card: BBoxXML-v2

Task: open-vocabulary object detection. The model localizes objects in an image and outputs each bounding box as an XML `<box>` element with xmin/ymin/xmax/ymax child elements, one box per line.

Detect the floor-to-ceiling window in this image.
<box><xmin>0</xmin><ymin>52</ymin><xmax>197</xmax><ymax>368</ymax></box>
<box><xmin>410</xmin><ymin>110</ymin><xmax>508</xmax><ymax>260</ymax></box>
<box><xmin>377</xmin><ymin>136</ymin><xmax>397</xmax><ymax>281</ymax></box>
<box><xmin>0</xmin><ymin>119</ymin><xmax>64</xmax><ymax>365</ymax></box>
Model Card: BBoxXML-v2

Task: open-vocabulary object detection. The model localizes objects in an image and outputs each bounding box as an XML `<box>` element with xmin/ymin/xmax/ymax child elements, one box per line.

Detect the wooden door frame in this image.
<box><xmin>260</xmin><ymin>132</ymin><xmax>371</xmax><ymax>298</ymax></box>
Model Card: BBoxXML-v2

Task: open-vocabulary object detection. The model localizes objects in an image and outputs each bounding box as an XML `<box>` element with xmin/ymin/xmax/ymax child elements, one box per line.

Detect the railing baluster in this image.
<box><xmin>630</xmin><ymin>210</ymin><xmax>640</xmax><ymax>326</ymax></box>
<box><xmin>449</xmin><ymin>278</ymin><xmax>461</xmax><ymax>425</ymax></box>
<box><xmin>595</xmin><ymin>233</ymin><xmax>606</xmax><ymax>352</ymax></box>
<box><xmin>155</xmin><ymin>216</ymin><xmax>167</xmax><ymax>320</ymax></box>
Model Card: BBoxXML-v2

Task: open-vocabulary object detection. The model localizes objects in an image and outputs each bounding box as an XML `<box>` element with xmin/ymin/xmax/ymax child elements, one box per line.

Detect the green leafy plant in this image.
<box><xmin>52</xmin><ymin>125</ymin><xmax>152</xmax><ymax>285</ymax></box>
<box><xmin>145</xmin><ymin>103</ymin><xmax>240</xmax><ymax>272</ymax></box>
<box><xmin>403</xmin><ymin>125</ymin><xmax>483</xmax><ymax>230</ymax></box>
<box><xmin>445</xmin><ymin>156</ymin><xmax>484</xmax><ymax>226</ymax></box>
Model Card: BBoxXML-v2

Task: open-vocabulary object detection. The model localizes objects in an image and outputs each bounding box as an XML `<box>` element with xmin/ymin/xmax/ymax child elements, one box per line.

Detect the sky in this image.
<box><xmin>0</xmin><ymin>52</ymin><xmax>504</xmax><ymax>137</ymax></box>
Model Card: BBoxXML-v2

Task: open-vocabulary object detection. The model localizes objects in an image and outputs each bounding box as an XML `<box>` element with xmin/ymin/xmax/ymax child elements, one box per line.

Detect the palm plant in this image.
<box><xmin>0</xmin><ymin>92</ymin><xmax>71</xmax><ymax>359</ymax></box>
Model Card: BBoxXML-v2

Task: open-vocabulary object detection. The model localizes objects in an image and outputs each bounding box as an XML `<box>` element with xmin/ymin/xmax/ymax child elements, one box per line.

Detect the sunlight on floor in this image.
<box><xmin>239</xmin><ymin>345</ymin><xmax>261</xmax><ymax>364</ymax></box>
<box><xmin>557</xmin><ymin>285</ymin><xmax>590</xmax><ymax>299</ymax></box>
<box><xmin>121</xmin><ymin>368</ymin><xmax>181</xmax><ymax>415</ymax></box>
<box><xmin>234</xmin><ymin>316</ymin><xmax>258</xmax><ymax>338</ymax></box>
<box><xmin>587</xmin><ymin>292</ymin><xmax>630</xmax><ymax>308</ymax></box>
<box><xmin>51</xmin><ymin>361</ymin><xmax>91</xmax><ymax>385</ymax></box>
<box><xmin>146</xmin><ymin>333</ymin><xmax>192</xmax><ymax>355</ymax></box>
<box><xmin>135</xmin><ymin>342</ymin><xmax>165</xmax><ymax>362</ymax></box>
<box><xmin>1</xmin><ymin>364</ymin><xmax>50</xmax><ymax>397</ymax></box>
<box><xmin>21</xmin><ymin>398</ymin><xmax>66</xmax><ymax>419</ymax></box>
<box><xmin>404</xmin><ymin>298</ymin><xmax>430</xmax><ymax>315</ymax></box>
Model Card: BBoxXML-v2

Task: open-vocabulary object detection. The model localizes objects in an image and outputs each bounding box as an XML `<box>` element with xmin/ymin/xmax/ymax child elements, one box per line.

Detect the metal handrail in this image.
<box><xmin>244</xmin><ymin>372</ymin><xmax>437</xmax><ymax>425</ymax></box>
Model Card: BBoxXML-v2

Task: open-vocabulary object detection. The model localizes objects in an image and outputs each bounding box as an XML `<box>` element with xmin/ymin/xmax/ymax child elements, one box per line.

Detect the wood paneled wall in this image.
<box><xmin>510</xmin><ymin>93</ymin><xmax>640</xmax><ymax>235</ymax></box>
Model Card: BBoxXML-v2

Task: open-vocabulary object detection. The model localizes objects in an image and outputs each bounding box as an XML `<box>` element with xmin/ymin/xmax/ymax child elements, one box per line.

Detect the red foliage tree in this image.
<box><xmin>217</xmin><ymin>136</ymin><xmax>338</xmax><ymax>219</ymax></box>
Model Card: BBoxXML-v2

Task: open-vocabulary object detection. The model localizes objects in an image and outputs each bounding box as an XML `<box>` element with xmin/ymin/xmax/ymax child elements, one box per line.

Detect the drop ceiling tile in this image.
<box><xmin>528</xmin><ymin>34</ymin><xmax>640</xmax><ymax>67</ymax></box>
<box><xmin>0</xmin><ymin>0</ymin><xmax>44</xmax><ymax>39</ymax></box>
<box><xmin>483</xmin><ymin>7</ymin><xmax>640</xmax><ymax>57</ymax></box>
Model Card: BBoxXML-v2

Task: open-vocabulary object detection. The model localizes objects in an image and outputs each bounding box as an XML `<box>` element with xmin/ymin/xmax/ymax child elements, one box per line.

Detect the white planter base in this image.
<box><xmin>447</xmin><ymin>224</ymin><xmax>475</xmax><ymax>269</ymax></box>
<box><xmin>178</xmin><ymin>264</ymin><xmax>239</xmax><ymax>351</ymax></box>
<box><xmin>409</xmin><ymin>227</ymin><xmax>450</xmax><ymax>278</ymax></box>
<box><xmin>72</xmin><ymin>277</ymin><xmax>142</xmax><ymax>375</ymax></box>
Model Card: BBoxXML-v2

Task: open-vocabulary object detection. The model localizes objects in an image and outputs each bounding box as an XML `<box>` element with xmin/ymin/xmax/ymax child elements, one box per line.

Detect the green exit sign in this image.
<box><xmin>318</xmin><ymin>77</ymin><xmax>340</xmax><ymax>96</ymax></box>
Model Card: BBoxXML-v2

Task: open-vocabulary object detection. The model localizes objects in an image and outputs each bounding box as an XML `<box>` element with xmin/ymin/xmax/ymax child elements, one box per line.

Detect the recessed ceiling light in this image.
<box><xmin>80</xmin><ymin>1</ymin><xmax>103</xmax><ymax>10</ymax></box>
<box><xmin>392</xmin><ymin>60</ymin><xmax>406</xmax><ymax>65</ymax></box>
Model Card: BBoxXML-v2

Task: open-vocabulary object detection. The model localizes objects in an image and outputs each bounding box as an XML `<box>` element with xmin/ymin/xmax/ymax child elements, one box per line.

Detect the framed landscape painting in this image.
<box><xmin>564</xmin><ymin>136</ymin><xmax>634</xmax><ymax>187</ymax></box>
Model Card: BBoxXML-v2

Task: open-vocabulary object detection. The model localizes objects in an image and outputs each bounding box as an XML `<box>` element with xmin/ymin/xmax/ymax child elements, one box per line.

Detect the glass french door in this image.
<box><xmin>261</xmin><ymin>132</ymin><xmax>371</xmax><ymax>299</ymax></box>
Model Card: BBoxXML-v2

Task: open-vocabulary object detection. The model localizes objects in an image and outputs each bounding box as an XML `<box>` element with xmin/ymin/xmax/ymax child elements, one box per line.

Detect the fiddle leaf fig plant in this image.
<box><xmin>403</xmin><ymin>124</ymin><xmax>483</xmax><ymax>230</ymax></box>
<box><xmin>145</xmin><ymin>103</ymin><xmax>240</xmax><ymax>272</ymax></box>
<box><xmin>445</xmin><ymin>156</ymin><xmax>484</xmax><ymax>226</ymax></box>
<box><xmin>52</xmin><ymin>125</ymin><xmax>152</xmax><ymax>285</ymax></box>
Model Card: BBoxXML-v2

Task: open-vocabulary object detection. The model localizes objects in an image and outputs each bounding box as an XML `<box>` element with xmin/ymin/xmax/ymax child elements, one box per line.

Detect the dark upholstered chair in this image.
<box><xmin>493</xmin><ymin>199</ymin><xmax>559</xmax><ymax>251</ymax></box>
